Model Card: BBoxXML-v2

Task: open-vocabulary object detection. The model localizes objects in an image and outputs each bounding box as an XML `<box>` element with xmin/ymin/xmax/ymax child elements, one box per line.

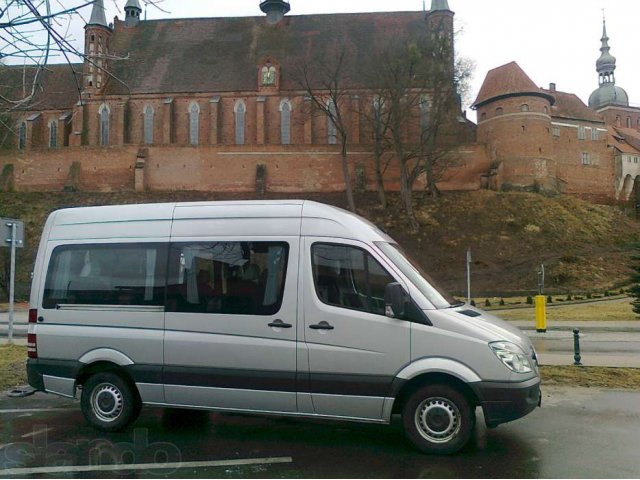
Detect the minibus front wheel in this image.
<box><xmin>81</xmin><ymin>372</ymin><xmax>141</xmax><ymax>432</ymax></box>
<box><xmin>402</xmin><ymin>384</ymin><xmax>475</xmax><ymax>455</ymax></box>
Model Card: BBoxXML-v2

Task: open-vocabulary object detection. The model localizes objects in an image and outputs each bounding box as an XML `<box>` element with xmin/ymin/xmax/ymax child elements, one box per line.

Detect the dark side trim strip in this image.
<box><xmin>28</xmin><ymin>359</ymin><xmax>396</xmax><ymax>398</ymax></box>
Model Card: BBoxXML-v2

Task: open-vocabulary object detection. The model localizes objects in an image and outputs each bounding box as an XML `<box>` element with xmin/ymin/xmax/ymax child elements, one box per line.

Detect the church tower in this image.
<box><xmin>259</xmin><ymin>1</ymin><xmax>291</xmax><ymax>25</ymax></box>
<box><xmin>588</xmin><ymin>19</ymin><xmax>629</xmax><ymax>109</ymax></box>
<box><xmin>83</xmin><ymin>0</ymin><xmax>113</xmax><ymax>93</ymax></box>
<box><xmin>425</xmin><ymin>0</ymin><xmax>455</xmax><ymax>71</ymax></box>
<box><xmin>124</xmin><ymin>0</ymin><xmax>142</xmax><ymax>27</ymax></box>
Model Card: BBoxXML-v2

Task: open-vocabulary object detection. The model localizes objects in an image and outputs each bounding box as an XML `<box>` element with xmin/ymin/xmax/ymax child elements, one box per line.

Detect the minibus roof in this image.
<box><xmin>47</xmin><ymin>200</ymin><xmax>394</xmax><ymax>243</ymax></box>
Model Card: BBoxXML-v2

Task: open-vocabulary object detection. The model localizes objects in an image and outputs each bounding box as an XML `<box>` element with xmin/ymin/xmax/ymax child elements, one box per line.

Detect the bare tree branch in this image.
<box><xmin>293</xmin><ymin>43</ymin><xmax>359</xmax><ymax>213</ymax></box>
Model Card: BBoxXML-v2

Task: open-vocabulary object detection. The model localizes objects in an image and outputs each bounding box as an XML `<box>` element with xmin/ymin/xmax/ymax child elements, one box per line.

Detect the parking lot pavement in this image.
<box><xmin>1</xmin><ymin>386</ymin><xmax>639</xmax><ymax>478</ymax></box>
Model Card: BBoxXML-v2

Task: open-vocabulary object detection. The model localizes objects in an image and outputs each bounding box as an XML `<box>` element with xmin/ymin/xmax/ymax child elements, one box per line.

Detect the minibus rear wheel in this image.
<box><xmin>81</xmin><ymin>372</ymin><xmax>141</xmax><ymax>432</ymax></box>
<box><xmin>402</xmin><ymin>384</ymin><xmax>475</xmax><ymax>455</ymax></box>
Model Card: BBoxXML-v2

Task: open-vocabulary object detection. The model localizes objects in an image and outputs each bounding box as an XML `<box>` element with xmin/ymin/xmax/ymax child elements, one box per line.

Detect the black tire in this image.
<box><xmin>402</xmin><ymin>384</ymin><xmax>475</xmax><ymax>455</ymax></box>
<box><xmin>80</xmin><ymin>372</ymin><xmax>141</xmax><ymax>432</ymax></box>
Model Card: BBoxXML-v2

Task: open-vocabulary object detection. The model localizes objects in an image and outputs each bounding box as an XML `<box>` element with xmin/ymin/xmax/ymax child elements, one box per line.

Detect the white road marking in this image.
<box><xmin>0</xmin><ymin>408</ymin><xmax>74</xmax><ymax>414</ymax></box>
<box><xmin>20</xmin><ymin>427</ymin><xmax>52</xmax><ymax>439</ymax></box>
<box><xmin>0</xmin><ymin>456</ymin><xmax>293</xmax><ymax>476</ymax></box>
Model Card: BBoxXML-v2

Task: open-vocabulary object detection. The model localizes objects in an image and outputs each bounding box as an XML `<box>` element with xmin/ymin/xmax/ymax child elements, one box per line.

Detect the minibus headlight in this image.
<box><xmin>489</xmin><ymin>341</ymin><xmax>532</xmax><ymax>374</ymax></box>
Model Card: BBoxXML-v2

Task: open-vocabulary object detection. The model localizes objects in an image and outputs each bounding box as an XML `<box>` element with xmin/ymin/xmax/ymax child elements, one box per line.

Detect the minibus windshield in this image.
<box><xmin>375</xmin><ymin>242</ymin><xmax>457</xmax><ymax>309</ymax></box>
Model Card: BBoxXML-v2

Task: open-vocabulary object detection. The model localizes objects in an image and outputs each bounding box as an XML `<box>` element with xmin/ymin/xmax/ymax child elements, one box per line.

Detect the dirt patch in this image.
<box><xmin>0</xmin><ymin>345</ymin><xmax>27</xmax><ymax>390</ymax></box>
<box><xmin>540</xmin><ymin>366</ymin><xmax>640</xmax><ymax>390</ymax></box>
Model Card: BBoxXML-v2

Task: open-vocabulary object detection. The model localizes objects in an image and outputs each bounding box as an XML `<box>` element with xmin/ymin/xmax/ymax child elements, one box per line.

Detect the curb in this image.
<box><xmin>519</xmin><ymin>326</ymin><xmax>640</xmax><ymax>333</ymax></box>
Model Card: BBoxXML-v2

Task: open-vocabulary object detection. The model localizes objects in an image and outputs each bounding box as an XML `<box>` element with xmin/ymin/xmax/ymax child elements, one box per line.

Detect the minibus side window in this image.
<box><xmin>311</xmin><ymin>243</ymin><xmax>394</xmax><ymax>316</ymax></box>
<box><xmin>42</xmin><ymin>244</ymin><xmax>167</xmax><ymax>309</ymax></box>
<box><xmin>166</xmin><ymin>241</ymin><xmax>289</xmax><ymax>316</ymax></box>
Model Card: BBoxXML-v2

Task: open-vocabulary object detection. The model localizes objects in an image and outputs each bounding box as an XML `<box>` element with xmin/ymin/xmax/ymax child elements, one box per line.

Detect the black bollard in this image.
<box><xmin>573</xmin><ymin>328</ymin><xmax>582</xmax><ymax>366</ymax></box>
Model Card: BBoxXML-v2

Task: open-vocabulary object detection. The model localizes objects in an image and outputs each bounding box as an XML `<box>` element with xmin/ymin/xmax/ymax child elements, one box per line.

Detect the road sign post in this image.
<box><xmin>2</xmin><ymin>219</ymin><xmax>24</xmax><ymax>345</ymax></box>
<box><xmin>466</xmin><ymin>249</ymin><xmax>472</xmax><ymax>305</ymax></box>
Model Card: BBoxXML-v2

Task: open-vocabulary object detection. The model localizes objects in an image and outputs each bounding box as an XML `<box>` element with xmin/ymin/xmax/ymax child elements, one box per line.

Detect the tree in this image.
<box><xmin>1</xmin><ymin>1</ymin><xmax>167</xmax><ymax>148</ymax></box>
<box><xmin>362</xmin><ymin>31</ymin><xmax>473</xmax><ymax>228</ymax></box>
<box><xmin>369</xmin><ymin>95</ymin><xmax>390</xmax><ymax>209</ymax></box>
<box><xmin>0</xmin><ymin>0</ymin><xmax>166</xmax><ymax>107</ymax></box>
<box><xmin>294</xmin><ymin>44</ymin><xmax>358</xmax><ymax>213</ymax></box>
<box><xmin>629</xmin><ymin>247</ymin><xmax>640</xmax><ymax>315</ymax></box>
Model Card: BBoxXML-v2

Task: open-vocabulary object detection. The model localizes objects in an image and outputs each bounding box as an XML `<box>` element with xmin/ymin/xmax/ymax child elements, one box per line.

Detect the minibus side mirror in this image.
<box><xmin>385</xmin><ymin>282</ymin><xmax>407</xmax><ymax>319</ymax></box>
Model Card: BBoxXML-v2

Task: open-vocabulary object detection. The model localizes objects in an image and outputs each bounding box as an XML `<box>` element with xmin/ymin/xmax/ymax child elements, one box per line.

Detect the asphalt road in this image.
<box><xmin>0</xmin><ymin>386</ymin><xmax>639</xmax><ymax>478</ymax></box>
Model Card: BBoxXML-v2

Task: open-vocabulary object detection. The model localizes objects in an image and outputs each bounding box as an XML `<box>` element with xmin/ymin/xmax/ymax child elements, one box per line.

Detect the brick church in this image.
<box><xmin>1</xmin><ymin>0</ymin><xmax>639</xmax><ymax>203</ymax></box>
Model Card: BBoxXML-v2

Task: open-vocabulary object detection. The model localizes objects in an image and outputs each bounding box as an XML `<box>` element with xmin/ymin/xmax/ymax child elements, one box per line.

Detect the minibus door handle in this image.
<box><xmin>309</xmin><ymin>321</ymin><xmax>334</xmax><ymax>331</ymax></box>
<box><xmin>268</xmin><ymin>319</ymin><xmax>293</xmax><ymax>329</ymax></box>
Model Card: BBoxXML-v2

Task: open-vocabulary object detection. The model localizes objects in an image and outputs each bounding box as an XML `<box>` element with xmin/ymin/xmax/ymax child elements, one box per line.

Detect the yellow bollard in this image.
<box><xmin>535</xmin><ymin>295</ymin><xmax>547</xmax><ymax>333</ymax></box>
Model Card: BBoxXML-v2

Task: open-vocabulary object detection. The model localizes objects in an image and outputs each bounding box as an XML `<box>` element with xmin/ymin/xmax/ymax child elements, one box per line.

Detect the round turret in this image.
<box><xmin>472</xmin><ymin>62</ymin><xmax>557</xmax><ymax>192</ymax></box>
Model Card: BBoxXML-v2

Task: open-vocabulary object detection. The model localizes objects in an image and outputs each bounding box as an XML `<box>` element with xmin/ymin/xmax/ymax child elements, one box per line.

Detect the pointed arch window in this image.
<box><xmin>372</xmin><ymin>96</ymin><xmax>382</xmax><ymax>116</ymax></box>
<box><xmin>144</xmin><ymin>105</ymin><xmax>154</xmax><ymax>145</ymax></box>
<box><xmin>18</xmin><ymin>121</ymin><xmax>27</xmax><ymax>149</ymax></box>
<box><xmin>49</xmin><ymin>120</ymin><xmax>58</xmax><ymax>148</ymax></box>
<box><xmin>189</xmin><ymin>102</ymin><xmax>200</xmax><ymax>146</ymax></box>
<box><xmin>99</xmin><ymin>103</ymin><xmax>110</xmax><ymax>146</ymax></box>
<box><xmin>234</xmin><ymin>100</ymin><xmax>246</xmax><ymax>145</ymax></box>
<box><xmin>420</xmin><ymin>95</ymin><xmax>430</xmax><ymax>131</ymax></box>
<box><xmin>327</xmin><ymin>99</ymin><xmax>338</xmax><ymax>145</ymax></box>
<box><xmin>373</xmin><ymin>95</ymin><xmax>385</xmax><ymax>137</ymax></box>
<box><xmin>521</xmin><ymin>104</ymin><xmax>530</xmax><ymax>112</ymax></box>
<box><xmin>280</xmin><ymin>99</ymin><xmax>292</xmax><ymax>145</ymax></box>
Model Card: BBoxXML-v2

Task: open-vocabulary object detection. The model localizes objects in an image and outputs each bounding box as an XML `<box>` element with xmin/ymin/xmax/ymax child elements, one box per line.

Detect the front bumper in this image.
<box><xmin>471</xmin><ymin>376</ymin><xmax>541</xmax><ymax>428</ymax></box>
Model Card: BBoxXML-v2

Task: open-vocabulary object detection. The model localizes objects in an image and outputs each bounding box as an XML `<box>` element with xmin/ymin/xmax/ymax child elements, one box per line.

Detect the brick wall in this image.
<box><xmin>0</xmin><ymin>143</ymin><xmax>487</xmax><ymax>194</ymax></box>
<box><xmin>599</xmin><ymin>106</ymin><xmax>640</xmax><ymax>130</ymax></box>
<box><xmin>551</xmin><ymin>122</ymin><xmax>615</xmax><ymax>200</ymax></box>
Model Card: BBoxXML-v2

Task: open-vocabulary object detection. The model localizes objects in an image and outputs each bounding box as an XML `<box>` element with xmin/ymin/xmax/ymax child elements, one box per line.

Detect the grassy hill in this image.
<box><xmin>1</xmin><ymin>190</ymin><xmax>638</xmax><ymax>300</ymax></box>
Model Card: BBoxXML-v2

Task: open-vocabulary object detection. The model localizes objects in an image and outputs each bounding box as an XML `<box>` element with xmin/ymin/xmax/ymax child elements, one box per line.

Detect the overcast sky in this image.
<box><xmin>54</xmin><ymin>0</ymin><xmax>640</xmax><ymax>117</ymax></box>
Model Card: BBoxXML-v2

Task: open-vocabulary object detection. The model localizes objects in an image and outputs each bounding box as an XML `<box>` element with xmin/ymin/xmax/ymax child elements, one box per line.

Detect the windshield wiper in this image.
<box><xmin>449</xmin><ymin>301</ymin><xmax>465</xmax><ymax>308</ymax></box>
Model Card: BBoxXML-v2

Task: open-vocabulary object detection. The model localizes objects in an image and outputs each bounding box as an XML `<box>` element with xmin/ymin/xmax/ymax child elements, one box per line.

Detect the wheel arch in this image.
<box><xmin>76</xmin><ymin>360</ymin><xmax>137</xmax><ymax>396</ymax></box>
<box><xmin>391</xmin><ymin>359</ymin><xmax>482</xmax><ymax>415</ymax></box>
<box><xmin>78</xmin><ymin>348</ymin><xmax>135</xmax><ymax>367</ymax></box>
